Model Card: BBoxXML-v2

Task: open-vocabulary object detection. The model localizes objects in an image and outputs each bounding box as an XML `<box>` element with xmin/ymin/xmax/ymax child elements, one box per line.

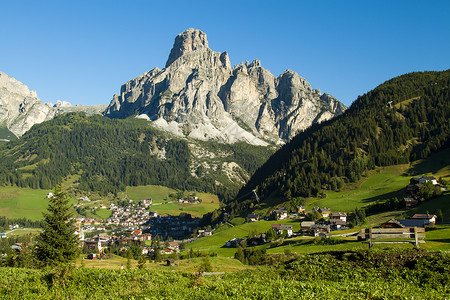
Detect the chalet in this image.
<box><xmin>313</xmin><ymin>207</ymin><xmax>331</xmax><ymax>218</ymax></box>
<box><xmin>319</xmin><ymin>208</ymin><xmax>331</xmax><ymax>218</ymax></box>
<box><xmin>168</xmin><ymin>241</ymin><xmax>180</xmax><ymax>252</ymax></box>
<box><xmin>166</xmin><ymin>259</ymin><xmax>176</xmax><ymax>266</ymax></box>
<box><xmin>248</xmin><ymin>234</ymin><xmax>267</xmax><ymax>246</ymax></box>
<box><xmin>271</xmin><ymin>224</ymin><xmax>293</xmax><ymax>237</ymax></box>
<box><xmin>310</xmin><ymin>224</ymin><xmax>330</xmax><ymax>237</ymax></box>
<box><xmin>331</xmin><ymin>212</ymin><xmax>347</xmax><ymax>222</ymax></box>
<box><xmin>380</xmin><ymin>219</ymin><xmax>427</xmax><ymax>228</ymax></box>
<box><xmin>131</xmin><ymin>229</ymin><xmax>142</xmax><ymax>236</ymax></box>
<box><xmin>296</xmin><ymin>206</ymin><xmax>305</xmax><ymax>214</ymax></box>
<box><xmin>301</xmin><ymin>221</ymin><xmax>315</xmax><ymax>233</ymax></box>
<box><xmin>247</xmin><ymin>214</ymin><xmax>259</xmax><ymax>222</ymax></box>
<box><xmin>419</xmin><ymin>176</ymin><xmax>438</xmax><ymax>185</ymax></box>
<box><xmin>138</xmin><ymin>233</ymin><xmax>152</xmax><ymax>241</ymax></box>
<box><xmin>411</xmin><ymin>213</ymin><xmax>437</xmax><ymax>224</ymax></box>
<box><xmin>198</xmin><ymin>229</ymin><xmax>212</xmax><ymax>237</ymax></box>
<box><xmin>162</xmin><ymin>248</ymin><xmax>173</xmax><ymax>255</ymax></box>
<box><xmin>328</xmin><ymin>219</ymin><xmax>347</xmax><ymax>230</ymax></box>
<box><xmin>225</xmin><ymin>237</ymin><xmax>245</xmax><ymax>248</ymax></box>
<box><xmin>272</xmin><ymin>208</ymin><xmax>288</xmax><ymax>220</ymax></box>
<box><xmin>84</xmin><ymin>236</ymin><xmax>110</xmax><ymax>253</ymax></box>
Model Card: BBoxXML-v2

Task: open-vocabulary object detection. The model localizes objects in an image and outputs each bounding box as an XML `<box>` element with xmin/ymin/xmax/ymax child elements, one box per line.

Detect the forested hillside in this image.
<box><xmin>212</xmin><ymin>70</ymin><xmax>450</xmax><ymax>222</ymax></box>
<box><xmin>0</xmin><ymin>113</ymin><xmax>272</xmax><ymax>200</ymax></box>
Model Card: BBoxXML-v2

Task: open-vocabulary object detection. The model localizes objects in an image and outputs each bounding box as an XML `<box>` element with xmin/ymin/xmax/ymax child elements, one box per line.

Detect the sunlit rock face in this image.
<box><xmin>104</xmin><ymin>29</ymin><xmax>346</xmax><ymax>145</ymax></box>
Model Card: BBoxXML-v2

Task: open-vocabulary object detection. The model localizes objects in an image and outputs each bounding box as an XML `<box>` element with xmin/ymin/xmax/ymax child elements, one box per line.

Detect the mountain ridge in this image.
<box><xmin>104</xmin><ymin>29</ymin><xmax>346</xmax><ymax>145</ymax></box>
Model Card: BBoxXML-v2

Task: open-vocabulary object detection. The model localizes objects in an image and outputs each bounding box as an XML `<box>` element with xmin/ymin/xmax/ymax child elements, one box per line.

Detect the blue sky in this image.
<box><xmin>1</xmin><ymin>0</ymin><xmax>449</xmax><ymax>108</ymax></box>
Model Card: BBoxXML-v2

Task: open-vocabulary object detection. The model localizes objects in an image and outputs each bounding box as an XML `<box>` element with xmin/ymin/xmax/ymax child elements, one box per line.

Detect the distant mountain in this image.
<box><xmin>104</xmin><ymin>29</ymin><xmax>346</xmax><ymax>145</ymax></box>
<box><xmin>0</xmin><ymin>72</ymin><xmax>106</xmax><ymax>138</ymax></box>
<box><xmin>0</xmin><ymin>72</ymin><xmax>54</xmax><ymax>138</ymax></box>
<box><xmin>205</xmin><ymin>70</ymin><xmax>450</xmax><ymax>223</ymax></box>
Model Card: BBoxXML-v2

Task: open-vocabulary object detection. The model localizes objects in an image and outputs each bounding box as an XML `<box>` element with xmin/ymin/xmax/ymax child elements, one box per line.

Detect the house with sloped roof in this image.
<box><xmin>412</xmin><ymin>213</ymin><xmax>437</xmax><ymax>224</ymax></box>
<box><xmin>271</xmin><ymin>224</ymin><xmax>293</xmax><ymax>237</ymax></box>
<box><xmin>380</xmin><ymin>219</ymin><xmax>427</xmax><ymax>228</ymax></box>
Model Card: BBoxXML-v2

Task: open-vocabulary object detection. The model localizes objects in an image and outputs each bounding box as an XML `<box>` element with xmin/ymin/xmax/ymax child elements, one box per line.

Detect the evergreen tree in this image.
<box><xmin>34</xmin><ymin>187</ymin><xmax>79</xmax><ymax>266</ymax></box>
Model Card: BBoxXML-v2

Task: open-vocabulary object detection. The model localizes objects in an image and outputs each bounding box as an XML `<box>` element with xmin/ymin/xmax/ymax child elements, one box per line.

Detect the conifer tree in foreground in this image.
<box><xmin>34</xmin><ymin>187</ymin><xmax>79</xmax><ymax>266</ymax></box>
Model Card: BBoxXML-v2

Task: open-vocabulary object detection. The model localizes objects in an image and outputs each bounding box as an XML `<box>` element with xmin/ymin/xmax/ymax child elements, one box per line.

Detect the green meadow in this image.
<box><xmin>125</xmin><ymin>185</ymin><xmax>220</xmax><ymax>218</ymax></box>
<box><xmin>306</xmin><ymin>164</ymin><xmax>411</xmax><ymax>211</ymax></box>
<box><xmin>126</xmin><ymin>185</ymin><xmax>176</xmax><ymax>203</ymax></box>
<box><xmin>0</xmin><ymin>187</ymin><xmax>52</xmax><ymax>220</ymax></box>
<box><xmin>186</xmin><ymin>223</ymin><xmax>450</xmax><ymax>258</ymax></box>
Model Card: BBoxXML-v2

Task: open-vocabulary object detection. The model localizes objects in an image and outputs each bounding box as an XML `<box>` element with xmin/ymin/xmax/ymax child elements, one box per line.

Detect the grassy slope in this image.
<box><xmin>0</xmin><ymin>184</ymin><xmax>220</xmax><ymax>220</ymax></box>
<box><xmin>187</xmin><ymin>219</ymin><xmax>302</xmax><ymax>256</ymax></box>
<box><xmin>0</xmin><ymin>187</ymin><xmax>52</xmax><ymax>220</ymax></box>
<box><xmin>187</xmin><ymin>147</ymin><xmax>450</xmax><ymax>256</ymax></box>
<box><xmin>306</xmin><ymin>164</ymin><xmax>411</xmax><ymax>211</ymax></box>
<box><xmin>253</xmin><ymin>148</ymin><xmax>450</xmax><ymax>219</ymax></box>
<box><xmin>125</xmin><ymin>185</ymin><xmax>220</xmax><ymax>218</ymax></box>
<box><xmin>187</xmin><ymin>222</ymin><xmax>450</xmax><ymax>257</ymax></box>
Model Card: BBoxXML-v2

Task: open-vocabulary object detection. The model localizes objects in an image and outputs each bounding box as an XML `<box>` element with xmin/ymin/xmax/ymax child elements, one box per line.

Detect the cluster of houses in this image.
<box><xmin>405</xmin><ymin>176</ymin><xmax>440</xmax><ymax>207</ymax></box>
<box><xmin>146</xmin><ymin>214</ymin><xmax>201</xmax><ymax>240</ymax></box>
<box><xmin>178</xmin><ymin>196</ymin><xmax>201</xmax><ymax>204</ymax></box>
<box><xmin>83</xmin><ymin>231</ymin><xmax>182</xmax><ymax>257</ymax></box>
<box><xmin>299</xmin><ymin>210</ymin><xmax>348</xmax><ymax>237</ymax></box>
<box><xmin>246</xmin><ymin>207</ymin><xmax>349</xmax><ymax>238</ymax></box>
<box><xmin>105</xmin><ymin>203</ymin><xmax>152</xmax><ymax>227</ymax></box>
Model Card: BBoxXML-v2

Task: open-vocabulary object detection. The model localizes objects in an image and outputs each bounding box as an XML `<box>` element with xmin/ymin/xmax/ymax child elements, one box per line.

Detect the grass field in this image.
<box><xmin>95</xmin><ymin>209</ymin><xmax>112</xmax><ymax>220</ymax></box>
<box><xmin>125</xmin><ymin>185</ymin><xmax>220</xmax><ymax>218</ymax></box>
<box><xmin>0</xmin><ymin>187</ymin><xmax>52</xmax><ymax>220</ymax></box>
<box><xmin>126</xmin><ymin>185</ymin><xmax>177</xmax><ymax>203</ymax></box>
<box><xmin>0</xmin><ymin>184</ymin><xmax>220</xmax><ymax>221</ymax></box>
<box><xmin>306</xmin><ymin>165</ymin><xmax>411</xmax><ymax>211</ymax></box>
<box><xmin>186</xmin><ymin>219</ymin><xmax>302</xmax><ymax>256</ymax></box>
<box><xmin>76</xmin><ymin>254</ymin><xmax>251</xmax><ymax>272</ymax></box>
<box><xmin>6</xmin><ymin>228</ymin><xmax>41</xmax><ymax>238</ymax></box>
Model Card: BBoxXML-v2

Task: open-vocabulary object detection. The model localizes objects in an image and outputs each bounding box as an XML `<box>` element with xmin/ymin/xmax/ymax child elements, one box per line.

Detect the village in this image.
<box><xmin>1</xmin><ymin>175</ymin><xmax>444</xmax><ymax>260</ymax></box>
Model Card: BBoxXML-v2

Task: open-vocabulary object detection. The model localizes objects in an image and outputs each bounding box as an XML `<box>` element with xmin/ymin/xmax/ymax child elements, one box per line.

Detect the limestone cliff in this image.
<box><xmin>104</xmin><ymin>29</ymin><xmax>347</xmax><ymax>145</ymax></box>
<box><xmin>0</xmin><ymin>72</ymin><xmax>55</xmax><ymax>137</ymax></box>
<box><xmin>0</xmin><ymin>72</ymin><xmax>107</xmax><ymax>137</ymax></box>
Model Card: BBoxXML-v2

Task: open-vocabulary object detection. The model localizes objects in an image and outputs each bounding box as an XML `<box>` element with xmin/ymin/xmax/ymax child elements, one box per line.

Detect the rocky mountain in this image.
<box><xmin>0</xmin><ymin>72</ymin><xmax>55</xmax><ymax>138</ymax></box>
<box><xmin>0</xmin><ymin>72</ymin><xmax>106</xmax><ymax>138</ymax></box>
<box><xmin>104</xmin><ymin>29</ymin><xmax>346</xmax><ymax>145</ymax></box>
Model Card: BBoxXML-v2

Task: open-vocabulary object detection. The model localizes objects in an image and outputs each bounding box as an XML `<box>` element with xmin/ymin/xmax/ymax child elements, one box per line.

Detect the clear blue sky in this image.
<box><xmin>1</xmin><ymin>0</ymin><xmax>449</xmax><ymax>107</ymax></box>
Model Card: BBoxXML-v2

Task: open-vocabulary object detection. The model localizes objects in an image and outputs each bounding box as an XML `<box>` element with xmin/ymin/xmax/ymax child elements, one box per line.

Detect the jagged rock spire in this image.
<box><xmin>165</xmin><ymin>28</ymin><xmax>209</xmax><ymax>68</ymax></box>
<box><xmin>105</xmin><ymin>29</ymin><xmax>346</xmax><ymax>145</ymax></box>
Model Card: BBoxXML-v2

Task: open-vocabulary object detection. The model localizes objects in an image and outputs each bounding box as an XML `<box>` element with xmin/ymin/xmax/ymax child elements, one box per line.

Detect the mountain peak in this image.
<box><xmin>165</xmin><ymin>28</ymin><xmax>209</xmax><ymax>68</ymax></box>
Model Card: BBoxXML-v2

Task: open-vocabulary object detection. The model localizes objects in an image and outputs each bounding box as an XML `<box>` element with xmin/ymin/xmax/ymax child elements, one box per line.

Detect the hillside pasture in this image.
<box><xmin>0</xmin><ymin>187</ymin><xmax>52</xmax><ymax>220</ymax></box>
<box><xmin>306</xmin><ymin>165</ymin><xmax>411</xmax><ymax>212</ymax></box>
<box><xmin>125</xmin><ymin>185</ymin><xmax>220</xmax><ymax>218</ymax></box>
